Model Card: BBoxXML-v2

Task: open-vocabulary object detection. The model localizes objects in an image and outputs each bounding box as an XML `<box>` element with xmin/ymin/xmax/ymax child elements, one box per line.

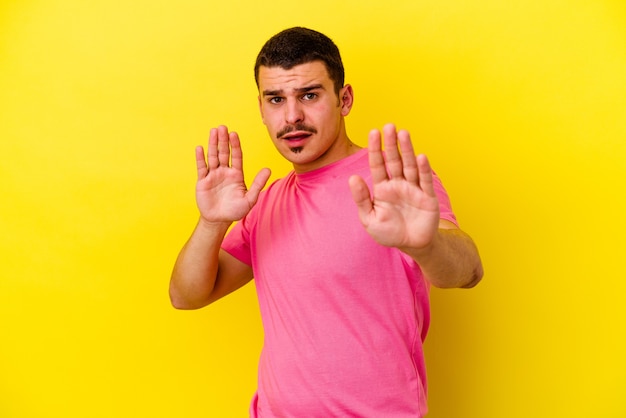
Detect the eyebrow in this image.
<box><xmin>262</xmin><ymin>84</ymin><xmax>325</xmax><ymax>97</ymax></box>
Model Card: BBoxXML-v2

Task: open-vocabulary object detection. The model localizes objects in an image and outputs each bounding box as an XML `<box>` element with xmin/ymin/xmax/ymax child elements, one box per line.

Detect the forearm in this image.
<box><xmin>402</xmin><ymin>228</ymin><xmax>483</xmax><ymax>289</ymax></box>
<box><xmin>169</xmin><ymin>219</ymin><xmax>231</xmax><ymax>309</ymax></box>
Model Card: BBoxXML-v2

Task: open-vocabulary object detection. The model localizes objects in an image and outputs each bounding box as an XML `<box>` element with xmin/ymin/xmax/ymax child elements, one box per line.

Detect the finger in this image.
<box><xmin>196</xmin><ymin>146</ymin><xmax>208</xmax><ymax>180</ymax></box>
<box><xmin>416</xmin><ymin>154</ymin><xmax>436</xmax><ymax>197</ymax></box>
<box><xmin>207</xmin><ymin>128</ymin><xmax>219</xmax><ymax>170</ymax></box>
<box><xmin>229</xmin><ymin>131</ymin><xmax>243</xmax><ymax>171</ymax></box>
<box><xmin>368</xmin><ymin>129</ymin><xmax>388</xmax><ymax>184</ymax></box>
<box><xmin>246</xmin><ymin>168</ymin><xmax>272</xmax><ymax>206</ymax></box>
<box><xmin>397</xmin><ymin>130</ymin><xmax>418</xmax><ymax>184</ymax></box>
<box><xmin>382</xmin><ymin>123</ymin><xmax>403</xmax><ymax>179</ymax></box>
<box><xmin>217</xmin><ymin>125</ymin><xmax>231</xmax><ymax>167</ymax></box>
<box><xmin>348</xmin><ymin>175</ymin><xmax>373</xmax><ymax>225</ymax></box>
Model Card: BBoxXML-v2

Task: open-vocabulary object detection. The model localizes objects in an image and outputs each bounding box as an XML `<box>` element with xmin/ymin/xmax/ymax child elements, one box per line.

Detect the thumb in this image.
<box><xmin>246</xmin><ymin>168</ymin><xmax>272</xmax><ymax>206</ymax></box>
<box><xmin>348</xmin><ymin>175</ymin><xmax>373</xmax><ymax>220</ymax></box>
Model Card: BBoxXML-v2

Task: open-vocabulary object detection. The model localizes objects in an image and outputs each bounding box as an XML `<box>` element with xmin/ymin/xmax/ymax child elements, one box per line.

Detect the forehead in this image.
<box><xmin>258</xmin><ymin>61</ymin><xmax>332</xmax><ymax>93</ymax></box>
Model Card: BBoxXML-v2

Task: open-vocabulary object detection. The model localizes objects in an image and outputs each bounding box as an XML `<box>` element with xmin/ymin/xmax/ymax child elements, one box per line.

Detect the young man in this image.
<box><xmin>170</xmin><ymin>27</ymin><xmax>483</xmax><ymax>417</ymax></box>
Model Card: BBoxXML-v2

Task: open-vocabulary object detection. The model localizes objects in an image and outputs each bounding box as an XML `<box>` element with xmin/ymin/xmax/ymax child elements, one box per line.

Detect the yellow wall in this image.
<box><xmin>1</xmin><ymin>1</ymin><xmax>624</xmax><ymax>417</ymax></box>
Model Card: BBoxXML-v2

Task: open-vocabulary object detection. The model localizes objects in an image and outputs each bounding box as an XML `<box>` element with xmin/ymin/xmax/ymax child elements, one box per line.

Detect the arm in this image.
<box><xmin>169</xmin><ymin>126</ymin><xmax>271</xmax><ymax>309</ymax></box>
<box><xmin>348</xmin><ymin>124</ymin><xmax>483</xmax><ymax>289</ymax></box>
<box><xmin>404</xmin><ymin>219</ymin><xmax>483</xmax><ymax>288</ymax></box>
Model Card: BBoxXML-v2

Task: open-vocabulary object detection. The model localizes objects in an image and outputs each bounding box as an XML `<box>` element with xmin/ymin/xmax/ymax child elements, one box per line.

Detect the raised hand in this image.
<box><xmin>196</xmin><ymin>125</ymin><xmax>271</xmax><ymax>224</ymax></box>
<box><xmin>348</xmin><ymin>124</ymin><xmax>440</xmax><ymax>252</ymax></box>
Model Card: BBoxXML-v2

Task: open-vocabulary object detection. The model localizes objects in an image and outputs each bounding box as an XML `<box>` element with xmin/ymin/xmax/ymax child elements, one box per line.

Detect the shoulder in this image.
<box><xmin>260</xmin><ymin>171</ymin><xmax>295</xmax><ymax>197</ymax></box>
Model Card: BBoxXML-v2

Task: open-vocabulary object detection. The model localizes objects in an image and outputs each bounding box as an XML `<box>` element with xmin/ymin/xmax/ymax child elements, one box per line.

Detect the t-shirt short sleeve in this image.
<box><xmin>222</xmin><ymin>210</ymin><xmax>255</xmax><ymax>266</ymax></box>
<box><xmin>432</xmin><ymin>171</ymin><xmax>458</xmax><ymax>226</ymax></box>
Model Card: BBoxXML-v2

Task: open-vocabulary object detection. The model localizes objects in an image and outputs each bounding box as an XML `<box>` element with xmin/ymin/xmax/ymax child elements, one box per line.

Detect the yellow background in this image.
<box><xmin>1</xmin><ymin>0</ymin><xmax>625</xmax><ymax>417</ymax></box>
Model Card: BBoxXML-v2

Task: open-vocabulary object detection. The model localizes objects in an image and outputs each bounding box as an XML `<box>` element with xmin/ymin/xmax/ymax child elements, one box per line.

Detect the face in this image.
<box><xmin>257</xmin><ymin>61</ymin><xmax>355</xmax><ymax>173</ymax></box>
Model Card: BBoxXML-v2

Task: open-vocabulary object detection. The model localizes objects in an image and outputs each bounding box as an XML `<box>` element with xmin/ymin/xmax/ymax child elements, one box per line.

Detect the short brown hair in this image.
<box><xmin>254</xmin><ymin>27</ymin><xmax>345</xmax><ymax>95</ymax></box>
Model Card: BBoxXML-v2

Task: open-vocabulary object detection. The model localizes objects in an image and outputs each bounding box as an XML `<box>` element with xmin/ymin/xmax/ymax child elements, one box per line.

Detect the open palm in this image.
<box><xmin>349</xmin><ymin>124</ymin><xmax>440</xmax><ymax>251</ymax></box>
<box><xmin>196</xmin><ymin>126</ymin><xmax>270</xmax><ymax>224</ymax></box>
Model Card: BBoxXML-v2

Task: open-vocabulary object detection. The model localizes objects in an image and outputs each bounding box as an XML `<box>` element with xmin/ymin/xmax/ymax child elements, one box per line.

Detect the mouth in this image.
<box><xmin>277</xmin><ymin>124</ymin><xmax>317</xmax><ymax>147</ymax></box>
<box><xmin>281</xmin><ymin>131</ymin><xmax>313</xmax><ymax>145</ymax></box>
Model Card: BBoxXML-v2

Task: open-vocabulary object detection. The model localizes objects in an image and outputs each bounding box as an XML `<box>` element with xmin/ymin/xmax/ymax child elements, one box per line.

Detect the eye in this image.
<box><xmin>302</xmin><ymin>92</ymin><xmax>317</xmax><ymax>101</ymax></box>
<box><xmin>268</xmin><ymin>97</ymin><xmax>283</xmax><ymax>104</ymax></box>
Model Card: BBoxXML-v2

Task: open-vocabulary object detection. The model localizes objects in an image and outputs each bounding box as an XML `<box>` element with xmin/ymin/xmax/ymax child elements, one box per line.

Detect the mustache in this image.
<box><xmin>276</xmin><ymin>123</ymin><xmax>318</xmax><ymax>139</ymax></box>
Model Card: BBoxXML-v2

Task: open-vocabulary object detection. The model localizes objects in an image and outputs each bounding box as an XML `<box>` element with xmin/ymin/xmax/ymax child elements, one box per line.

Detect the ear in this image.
<box><xmin>258</xmin><ymin>95</ymin><xmax>266</xmax><ymax>124</ymax></box>
<box><xmin>339</xmin><ymin>84</ymin><xmax>354</xmax><ymax>117</ymax></box>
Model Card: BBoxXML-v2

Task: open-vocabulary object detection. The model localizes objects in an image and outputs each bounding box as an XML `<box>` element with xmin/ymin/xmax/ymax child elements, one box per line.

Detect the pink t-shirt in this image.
<box><xmin>222</xmin><ymin>149</ymin><xmax>457</xmax><ymax>417</ymax></box>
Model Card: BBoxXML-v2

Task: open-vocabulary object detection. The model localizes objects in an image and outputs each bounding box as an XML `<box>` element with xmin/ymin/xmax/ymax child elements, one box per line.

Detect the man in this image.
<box><xmin>170</xmin><ymin>27</ymin><xmax>483</xmax><ymax>417</ymax></box>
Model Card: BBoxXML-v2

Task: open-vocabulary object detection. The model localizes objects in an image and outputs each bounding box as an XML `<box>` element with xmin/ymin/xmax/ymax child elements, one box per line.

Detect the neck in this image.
<box><xmin>292</xmin><ymin>138</ymin><xmax>362</xmax><ymax>174</ymax></box>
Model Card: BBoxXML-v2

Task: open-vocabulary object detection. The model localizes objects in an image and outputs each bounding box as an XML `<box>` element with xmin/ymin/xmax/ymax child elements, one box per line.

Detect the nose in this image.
<box><xmin>284</xmin><ymin>99</ymin><xmax>304</xmax><ymax>124</ymax></box>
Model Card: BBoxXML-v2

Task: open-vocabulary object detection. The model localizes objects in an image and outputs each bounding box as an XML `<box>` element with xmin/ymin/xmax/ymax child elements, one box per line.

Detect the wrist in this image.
<box><xmin>196</xmin><ymin>217</ymin><xmax>232</xmax><ymax>234</ymax></box>
<box><xmin>399</xmin><ymin>230</ymin><xmax>441</xmax><ymax>262</ymax></box>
